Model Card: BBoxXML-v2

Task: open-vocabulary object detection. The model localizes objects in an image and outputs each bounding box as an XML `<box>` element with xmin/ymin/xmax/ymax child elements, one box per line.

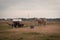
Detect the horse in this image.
<box><xmin>12</xmin><ymin>21</ymin><xmax>24</xmax><ymax>28</ymax></box>
<box><xmin>34</xmin><ymin>18</ymin><xmax>47</xmax><ymax>25</ymax></box>
<box><xmin>6</xmin><ymin>19</ymin><xmax>24</xmax><ymax>28</ymax></box>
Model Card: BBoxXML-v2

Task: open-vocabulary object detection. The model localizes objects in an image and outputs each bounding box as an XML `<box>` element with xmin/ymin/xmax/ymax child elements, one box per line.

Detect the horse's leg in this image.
<box><xmin>38</xmin><ymin>22</ymin><xmax>41</xmax><ymax>26</ymax></box>
<box><xmin>43</xmin><ymin>22</ymin><xmax>45</xmax><ymax>25</ymax></box>
<box><xmin>12</xmin><ymin>22</ymin><xmax>18</xmax><ymax>28</ymax></box>
<box><xmin>17</xmin><ymin>22</ymin><xmax>21</xmax><ymax>28</ymax></box>
<box><xmin>13</xmin><ymin>24</ymin><xmax>16</xmax><ymax>28</ymax></box>
<box><xmin>11</xmin><ymin>23</ymin><xmax>14</xmax><ymax>28</ymax></box>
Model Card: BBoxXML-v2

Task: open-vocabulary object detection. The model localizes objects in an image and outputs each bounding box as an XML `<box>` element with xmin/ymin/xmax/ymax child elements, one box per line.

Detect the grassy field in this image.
<box><xmin>0</xmin><ymin>21</ymin><xmax>60</xmax><ymax>40</ymax></box>
<box><xmin>0</xmin><ymin>24</ymin><xmax>11</xmax><ymax>30</ymax></box>
<box><xmin>0</xmin><ymin>31</ymin><xmax>60</xmax><ymax>40</ymax></box>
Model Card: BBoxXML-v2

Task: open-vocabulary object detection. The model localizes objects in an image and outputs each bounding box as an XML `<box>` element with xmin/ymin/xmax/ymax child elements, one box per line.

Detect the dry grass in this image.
<box><xmin>0</xmin><ymin>21</ymin><xmax>60</xmax><ymax>40</ymax></box>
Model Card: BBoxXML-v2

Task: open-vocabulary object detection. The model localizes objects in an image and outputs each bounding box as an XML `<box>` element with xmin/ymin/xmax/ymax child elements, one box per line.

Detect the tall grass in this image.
<box><xmin>0</xmin><ymin>23</ymin><xmax>12</xmax><ymax>30</ymax></box>
<box><xmin>0</xmin><ymin>32</ymin><xmax>60</xmax><ymax>40</ymax></box>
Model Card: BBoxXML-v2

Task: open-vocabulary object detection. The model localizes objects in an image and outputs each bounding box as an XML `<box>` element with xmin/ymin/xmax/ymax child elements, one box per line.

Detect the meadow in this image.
<box><xmin>0</xmin><ymin>20</ymin><xmax>60</xmax><ymax>40</ymax></box>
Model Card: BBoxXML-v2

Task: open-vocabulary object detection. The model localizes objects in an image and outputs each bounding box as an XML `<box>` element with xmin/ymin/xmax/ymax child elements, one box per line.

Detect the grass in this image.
<box><xmin>0</xmin><ymin>32</ymin><xmax>60</xmax><ymax>40</ymax></box>
<box><xmin>0</xmin><ymin>23</ymin><xmax>12</xmax><ymax>30</ymax></box>
<box><xmin>0</xmin><ymin>21</ymin><xmax>60</xmax><ymax>40</ymax></box>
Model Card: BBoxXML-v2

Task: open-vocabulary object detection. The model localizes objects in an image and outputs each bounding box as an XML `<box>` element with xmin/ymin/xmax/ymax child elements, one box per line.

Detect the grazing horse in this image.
<box><xmin>41</xmin><ymin>18</ymin><xmax>47</xmax><ymax>25</ymax></box>
<box><xmin>7</xmin><ymin>19</ymin><xmax>24</xmax><ymax>28</ymax></box>
<box><xmin>12</xmin><ymin>19</ymin><xmax>24</xmax><ymax>28</ymax></box>
<box><xmin>12</xmin><ymin>21</ymin><xmax>23</xmax><ymax>28</ymax></box>
<box><xmin>34</xmin><ymin>18</ymin><xmax>47</xmax><ymax>25</ymax></box>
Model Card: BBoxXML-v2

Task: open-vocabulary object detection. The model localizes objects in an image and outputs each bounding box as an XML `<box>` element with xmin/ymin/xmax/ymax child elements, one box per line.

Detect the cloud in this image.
<box><xmin>0</xmin><ymin>0</ymin><xmax>60</xmax><ymax>18</ymax></box>
<box><xmin>0</xmin><ymin>0</ymin><xmax>49</xmax><ymax>11</ymax></box>
<box><xmin>0</xmin><ymin>0</ymin><xmax>22</xmax><ymax>11</ymax></box>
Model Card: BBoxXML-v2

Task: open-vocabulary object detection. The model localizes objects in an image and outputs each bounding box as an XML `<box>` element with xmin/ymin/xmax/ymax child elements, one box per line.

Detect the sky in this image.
<box><xmin>0</xmin><ymin>0</ymin><xmax>60</xmax><ymax>18</ymax></box>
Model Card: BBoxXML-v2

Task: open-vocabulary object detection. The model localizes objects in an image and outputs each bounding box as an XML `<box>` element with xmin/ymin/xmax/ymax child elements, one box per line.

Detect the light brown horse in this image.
<box><xmin>34</xmin><ymin>18</ymin><xmax>47</xmax><ymax>25</ymax></box>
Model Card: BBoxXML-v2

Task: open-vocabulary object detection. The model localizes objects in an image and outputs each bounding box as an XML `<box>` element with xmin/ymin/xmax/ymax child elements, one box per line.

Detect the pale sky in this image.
<box><xmin>0</xmin><ymin>0</ymin><xmax>60</xmax><ymax>18</ymax></box>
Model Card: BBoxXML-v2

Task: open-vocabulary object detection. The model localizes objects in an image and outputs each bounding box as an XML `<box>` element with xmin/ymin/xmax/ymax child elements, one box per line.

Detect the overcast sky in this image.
<box><xmin>0</xmin><ymin>0</ymin><xmax>60</xmax><ymax>18</ymax></box>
